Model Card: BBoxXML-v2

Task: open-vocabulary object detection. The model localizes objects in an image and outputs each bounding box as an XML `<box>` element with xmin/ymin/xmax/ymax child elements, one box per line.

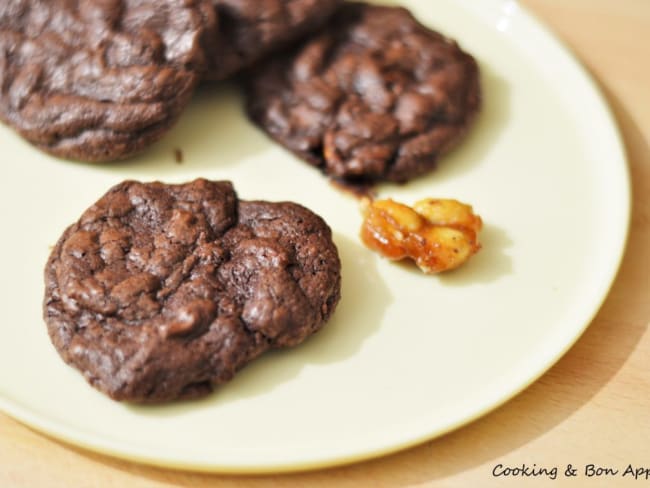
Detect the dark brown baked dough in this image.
<box><xmin>0</xmin><ymin>0</ymin><xmax>216</xmax><ymax>161</ymax></box>
<box><xmin>244</xmin><ymin>2</ymin><xmax>481</xmax><ymax>183</ymax></box>
<box><xmin>206</xmin><ymin>0</ymin><xmax>342</xmax><ymax>80</ymax></box>
<box><xmin>43</xmin><ymin>179</ymin><xmax>341</xmax><ymax>403</ymax></box>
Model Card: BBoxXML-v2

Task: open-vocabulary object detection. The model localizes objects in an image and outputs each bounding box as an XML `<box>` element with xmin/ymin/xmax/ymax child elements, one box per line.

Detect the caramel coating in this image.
<box><xmin>360</xmin><ymin>198</ymin><xmax>482</xmax><ymax>273</ymax></box>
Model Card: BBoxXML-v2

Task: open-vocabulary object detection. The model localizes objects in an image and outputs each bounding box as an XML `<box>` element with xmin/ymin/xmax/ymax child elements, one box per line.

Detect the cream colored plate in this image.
<box><xmin>0</xmin><ymin>0</ymin><xmax>629</xmax><ymax>473</ymax></box>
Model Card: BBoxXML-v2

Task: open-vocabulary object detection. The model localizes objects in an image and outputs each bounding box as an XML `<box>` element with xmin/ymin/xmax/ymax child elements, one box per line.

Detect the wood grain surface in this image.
<box><xmin>1</xmin><ymin>0</ymin><xmax>648</xmax><ymax>486</ymax></box>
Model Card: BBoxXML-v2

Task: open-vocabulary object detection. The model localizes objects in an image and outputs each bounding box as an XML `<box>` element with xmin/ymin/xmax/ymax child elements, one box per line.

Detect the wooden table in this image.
<box><xmin>1</xmin><ymin>1</ymin><xmax>648</xmax><ymax>486</ymax></box>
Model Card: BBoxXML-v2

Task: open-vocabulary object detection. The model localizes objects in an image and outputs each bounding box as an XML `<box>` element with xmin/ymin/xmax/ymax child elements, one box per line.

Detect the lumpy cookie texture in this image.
<box><xmin>206</xmin><ymin>0</ymin><xmax>342</xmax><ymax>80</ymax></box>
<box><xmin>0</xmin><ymin>0</ymin><xmax>216</xmax><ymax>161</ymax></box>
<box><xmin>43</xmin><ymin>179</ymin><xmax>341</xmax><ymax>403</ymax></box>
<box><xmin>244</xmin><ymin>2</ymin><xmax>481</xmax><ymax>183</ymax></box>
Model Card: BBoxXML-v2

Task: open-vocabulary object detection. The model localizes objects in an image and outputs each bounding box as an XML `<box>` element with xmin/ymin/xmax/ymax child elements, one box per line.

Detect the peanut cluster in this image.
<box><xmin>361</xmin><ymin>198</ymin><xmax>482</xmax><ymax>273</ymax></box>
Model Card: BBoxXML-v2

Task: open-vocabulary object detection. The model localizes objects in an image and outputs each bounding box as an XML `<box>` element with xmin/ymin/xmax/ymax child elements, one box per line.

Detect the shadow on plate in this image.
<box><xmin>440</xmin><ymin>223</ymin><xmax>514</xmax><ymax>285</ymax></box>
<box><xmin>97</xmin><ymin>82</ymin><xmax>270</xmax><ymax>178</ymax></box>
<box><xmin>127</xmin><ymin>233</ymin><xmax>393</xmax><ymax>417</ymax></box>
<box><xmin>391</xmin><ymin>222</ymin><xmax>513</xmax><ymax>284</ymax></box>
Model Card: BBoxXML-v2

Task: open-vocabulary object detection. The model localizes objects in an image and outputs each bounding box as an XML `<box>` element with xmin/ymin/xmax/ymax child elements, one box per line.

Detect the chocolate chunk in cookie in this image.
<box><xmin>206</xmin><ymin>0</ymin><xmax>342</xmax><ymax>80</ymax></box>
<box><xmin>43</xmin><ymin>179</ymin><xmax>341</xmax><ymax>403</ymax></box>
<box><xmin>244</xmin><ymin>2</ymin><xmax>481</xmax><ymax>183</ymax></box>
<box><xmin>0</xmin><ymin>0</ymin><xmax>217</xmax><ymax>162</ymax></box>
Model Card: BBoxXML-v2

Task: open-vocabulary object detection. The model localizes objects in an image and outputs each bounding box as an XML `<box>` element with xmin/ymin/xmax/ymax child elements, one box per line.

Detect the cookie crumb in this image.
<box><xmin>329</xmin><ymin>177</ymin><xmax>376</xmax><ymax>200</ymax></box>
<box><xmin>174</xmin><ymin>148</ymin><xmax>184</xmax><ymax>164</ymax></box>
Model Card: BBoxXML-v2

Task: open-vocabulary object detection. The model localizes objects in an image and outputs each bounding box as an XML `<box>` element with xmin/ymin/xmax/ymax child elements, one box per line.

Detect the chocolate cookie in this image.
<box><xmin>206</xmin><ymin>0</ymin><xmax>342</xmax><ymax>80</ymax></box>
<box><xmin>0</xmin><ymin>0</ymin><xmax>216</xmax><ymax>162</ymax></box>
<box><xmin>244</xmin><ymin>2</ymin><xmax>481</xmax><ymax>183</ymax></box>
<box><xmin>43</xmin><ymin>179</ymin><xmax>341</xmax><ymax>403</ymax></box>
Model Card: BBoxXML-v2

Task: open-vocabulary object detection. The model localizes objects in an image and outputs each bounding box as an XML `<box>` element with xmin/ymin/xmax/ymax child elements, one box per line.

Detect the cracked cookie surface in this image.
<box><xmin>0</xmin><ymin>0</ymin><xmax>216</xmax><ymax>161</ymax></box>
<box><xmin>43</xmin><ymin>179</ymin><xmax>341</xmax><ymax>403</ymax></box>
<box><xmin>206</xmin><ymin>0</ymin><xmax>341</xmax><ymax>80</ymax></box>
<box><xmin>244</xmin><ymin>2</ymin><xmax>481</xmax><ymax>183</ymax></box>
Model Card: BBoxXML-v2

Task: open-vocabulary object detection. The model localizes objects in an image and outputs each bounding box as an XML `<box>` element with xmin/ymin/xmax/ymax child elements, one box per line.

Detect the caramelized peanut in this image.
<box><xmin>361</xmin><ymin>198</ymin><xmax>482</xmax><ymax>273</ymax></box>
